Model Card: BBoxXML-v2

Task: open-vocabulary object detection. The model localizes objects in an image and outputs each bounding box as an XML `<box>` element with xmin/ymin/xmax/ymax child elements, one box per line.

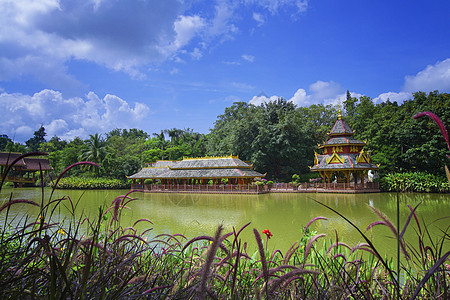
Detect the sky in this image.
<box><xmin>1</xmin><ymin>0</ymin><xmax>449</xmax><ymax>143</ymax></box>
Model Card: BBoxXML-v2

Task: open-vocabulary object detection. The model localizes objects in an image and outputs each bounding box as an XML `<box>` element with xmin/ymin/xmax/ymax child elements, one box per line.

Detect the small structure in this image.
<box><xmin>310</xmin><ymin>107</ymin><xmax>379</xmax><ymax>192</ymax></box>
<box><xmin>129</xmin><ymin>155</ymin><xmax>266</xmax><ymax>194</ymax></box>
<box><xmin>0</xmin><ymin>152</ymin><xmax>53</xmax><ymax>187</ymax></box>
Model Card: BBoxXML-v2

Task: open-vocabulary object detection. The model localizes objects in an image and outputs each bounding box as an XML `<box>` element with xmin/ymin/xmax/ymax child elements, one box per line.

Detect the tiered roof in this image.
<box><xmin>311</xmin><ymin>108</ymin><xmax>378</xmax><ymax>172</ymax></box>
<box><xmin>128</xmin><ymin>155</ymin><xmax>264</xmax><ymax>180</ymax></box>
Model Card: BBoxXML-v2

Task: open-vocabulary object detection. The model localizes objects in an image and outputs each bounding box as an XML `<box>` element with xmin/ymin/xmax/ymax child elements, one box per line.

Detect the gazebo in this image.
<box><xmin>0</xmin><ymin>152</ymin><xmax>53</xmax><ymax>187</ymax></box>
<box><xmin>310</xmin><ymin>107</ymin><xmax>379</xmax><ymax>191</ymax></box>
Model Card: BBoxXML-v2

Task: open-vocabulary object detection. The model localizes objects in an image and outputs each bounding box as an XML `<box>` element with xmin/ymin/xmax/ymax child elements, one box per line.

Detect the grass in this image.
<box><xmin>0</xmin><ymin>153</ymin><xmax>449</xmax><ymax>299</ymax></box>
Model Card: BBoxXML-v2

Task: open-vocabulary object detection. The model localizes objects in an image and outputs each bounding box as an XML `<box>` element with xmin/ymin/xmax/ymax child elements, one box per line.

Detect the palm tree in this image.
<box><xmin>79</xmin><ymin>133</ymin><xmax>107</xmax><ymax>176</ymax></box>
<box><xmin>153</xmin><ymin>131</ymin><xmax>168</xmax><ymax>160</ymax></box>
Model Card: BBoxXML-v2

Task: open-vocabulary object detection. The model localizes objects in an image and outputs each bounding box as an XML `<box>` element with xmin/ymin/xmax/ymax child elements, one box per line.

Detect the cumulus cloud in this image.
<box><xmin>0</xmin><ymin>89</ymin><xmax>150</xmax><ymax>142</ymax></box>
<box><xmin>0</xmin><ymin>1</ymin><xmax>311</xmax><ymax>87</ymax></box>
<box><xmin>249</xmin><ymin>94</ymin><xmax>280</xmax><ymax>106</ymax></box>
<box><xmin>372</xmin><ymin>58</ymin><xmax>450</xmax><ymax>103</ymax></box>
<box><xmin>372</xmin><ymin>92</ymin><xmax>411</xmax><ymax>104</ymax></box>
<box><xmin>249</xmin><ymin>80</ymin><xmax>345</xmax><ymax>107</ymax></box>
<box><xmin>403</xmin><ymin>58</ymin><xmax>450</xmax><ymax>93</ymax></box>
<box><xmin>249</xmin><ymin>58</ymin><xmax>450</xmax><ymax>108</ymax></box>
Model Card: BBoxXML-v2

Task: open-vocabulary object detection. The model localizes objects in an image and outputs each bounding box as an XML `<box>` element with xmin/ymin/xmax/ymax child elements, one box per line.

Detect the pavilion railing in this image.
<box><xmin>269</xmin><ymin>182</ymin><xmax>380</xmax><ymax>191</ymax></box>
<box><xmin>131</xmin><ymin>182</ymin><xmax>379</xmax><ymax>193</ymax></box>
<box><xmin>130</xmin><ymin>183</ymin><xmax>269</xmax><ymax>194</ymax></box>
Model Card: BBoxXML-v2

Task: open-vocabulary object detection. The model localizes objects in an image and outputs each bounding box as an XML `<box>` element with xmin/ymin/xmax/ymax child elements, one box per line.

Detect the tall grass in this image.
<box><xmin>0</xmin><ymin>153</ymin><xmax>449</xmax><ymax>298</ymax></box>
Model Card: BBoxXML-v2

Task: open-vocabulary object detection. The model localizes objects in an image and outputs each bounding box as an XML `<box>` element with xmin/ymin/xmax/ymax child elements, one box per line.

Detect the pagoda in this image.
<box><xmin>310</xmin><ymin>107</ymin><xmax>379</xmax><ymax>189</ymax></box>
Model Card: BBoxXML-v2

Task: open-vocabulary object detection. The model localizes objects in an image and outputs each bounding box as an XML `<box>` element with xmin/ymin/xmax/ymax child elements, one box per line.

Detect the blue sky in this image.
<box><xmin>1</xmin><ymin>0</ymin><xmax>449</xmax><ymax>142</ymax></box>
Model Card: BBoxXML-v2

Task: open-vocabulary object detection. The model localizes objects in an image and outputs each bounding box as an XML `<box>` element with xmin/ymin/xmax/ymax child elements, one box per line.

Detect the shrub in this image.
<box><xmin>48</xmin><ymin>176</ymin><xmax>130</xmax><ymax>189</ymax></box>
<box><xmin>380</xmin><ymin>171</ymin><xmax>449</xmax><ymax>193</ymax></box>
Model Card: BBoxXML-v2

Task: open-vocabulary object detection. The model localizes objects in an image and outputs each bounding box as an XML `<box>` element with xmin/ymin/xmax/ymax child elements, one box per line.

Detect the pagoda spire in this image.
<box><xmin>338</xmin><ymin>103</ymin><xmax>342</xmax><ymax>120</ymax></box>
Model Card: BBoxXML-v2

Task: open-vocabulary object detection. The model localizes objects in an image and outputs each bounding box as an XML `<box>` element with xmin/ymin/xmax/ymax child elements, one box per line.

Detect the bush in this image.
<box><xmin>380</xmin><ymin>171</ymin><xmax>449</xmax><ymax>193</ymax></box>
<box><xmin>48</xmin><ymin>176</ymin><xmax>130</xmax><ymax>189</ymax></box>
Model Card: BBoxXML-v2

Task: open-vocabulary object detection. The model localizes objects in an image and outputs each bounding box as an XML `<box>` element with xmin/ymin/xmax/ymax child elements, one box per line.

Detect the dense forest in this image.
<box><xmin>1</xmin><ymin>91</ymin><xmax>449</xmax><ymax>182</ymax></box>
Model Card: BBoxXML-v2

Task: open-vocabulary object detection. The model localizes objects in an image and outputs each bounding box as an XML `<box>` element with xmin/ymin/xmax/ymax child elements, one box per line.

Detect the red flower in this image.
<box><xmin>262</xmin><ymin>229</ymin><xmax>273</xmax><ymax>239</ymax></box>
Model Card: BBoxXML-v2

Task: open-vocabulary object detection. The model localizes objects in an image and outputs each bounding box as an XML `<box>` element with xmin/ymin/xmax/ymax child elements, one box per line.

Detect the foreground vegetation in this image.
<box><xmin>0</xmin><ymin>158</ymin><xmax>449</xmax><ymax>298</ymax></box>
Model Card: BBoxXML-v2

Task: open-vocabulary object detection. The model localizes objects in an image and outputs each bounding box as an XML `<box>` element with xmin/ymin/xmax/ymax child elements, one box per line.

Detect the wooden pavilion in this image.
<box><xmin>0</xmin><ymin>152</ymin><xmax>53</xmax><ymax>187</ymax></box>
<box><xmin>129</xmin><ymin>155</ymin><xmax>267</xmax><ymax>194</ymax></box>
<box><xmin>309</xmin><ymin>107</ymin><xmax>380</xmax><ymax>192</ymax></box>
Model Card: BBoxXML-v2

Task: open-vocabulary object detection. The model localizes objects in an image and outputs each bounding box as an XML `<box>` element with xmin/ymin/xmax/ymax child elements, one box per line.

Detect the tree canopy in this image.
<box><xmin>2</xmin><ymin>90</ymin><xmax>448</xmax><ymax>182</ymax></box>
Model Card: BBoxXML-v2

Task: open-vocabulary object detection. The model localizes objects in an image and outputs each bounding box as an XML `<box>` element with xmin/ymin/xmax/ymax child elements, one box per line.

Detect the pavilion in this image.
<box><xmin>309</xmin><ymin>107</ymin><xmax>380</xmax><ymax>192</ymax></box>
<box><xmin>128</xmin><ymin>155</ymin><xmax>266</xmax><ymax>193</ymax></box>
<box><xmin>0</xmin><ymin>152</ymin><xmax>53</xmax><ymax>187</ymax></box>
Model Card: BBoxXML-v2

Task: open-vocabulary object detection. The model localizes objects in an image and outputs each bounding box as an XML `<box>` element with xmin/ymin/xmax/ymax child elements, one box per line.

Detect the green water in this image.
<box><xmin>1</xmin><ymin>188</ymin><xmax>449</xmax><ymax>257</ymax></box>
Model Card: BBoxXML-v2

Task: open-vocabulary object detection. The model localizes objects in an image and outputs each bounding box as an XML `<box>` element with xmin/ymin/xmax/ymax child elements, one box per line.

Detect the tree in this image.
<box><xmin>26</xmin><ymin>125</ymin><xmax>47</xmax><ymax>151</ymax></box>
<box><xmin>0</xmin><ymin>135</ymin><xmax>12</xmax><ymax>151</ymax></box>
<box><xmin>79</xmin><ymin>133</ymin><xmax>107</xmax><ymax>176</ymax></box>
<box><xmin>39</xmin><ymin>136</ymin><xmax>67</xmax><ymax>152</ymax></box>
<box><xmin>207</xmin><ymin>99</ymin><xmax>315</xmax><ymax>180</ymax></box>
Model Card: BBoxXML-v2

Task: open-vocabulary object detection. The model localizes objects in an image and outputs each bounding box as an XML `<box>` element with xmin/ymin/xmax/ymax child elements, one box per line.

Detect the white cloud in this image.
<box><xmin>191</xmin><ymin>48</ymin><xmax>203</xmax><ymax>60</ymax></box>
<box><xmin>173</xmin><ymin>15</ymin><xmax>206</xmax><ymax>50</ymax></box>
<box><xmin>403</xmin><ymin>58</ymin><xmax>450</xmax><ymax>93</ymax></box>
<box><xmin>249</xmin><ymin>94</ymin><xmax>280</xmax><ymax>106</ymax></box>
<box><xmin>249</xmin><ymin>58</ymin><xmax>450</xmax><ymax>108</ymax></box>
<box><xmin>0</xmin><ymin>0</ymin><xmax>311</xmax><ymax>90</ymax></box>
<box><xmin>0</xmin><ymin>89</ymin><xmax>150</xmax><ymax>142</ymax></box>
<box><xmin>372</xmin><ymin>58</ymin><xmax>450</xmax><ymax>103</ymax></box>
<box><xmin>249</xmin><ymin>80</ymin><xmax>358</xmax><ymax>107</ymax></box>
<box><xmin>372</xmin><ymin>92</ymin><xmax>411</xmax><ymax>104</ymax></box>
<box><xmin>242</xmin><ymin>54</ymin><xmax>255</xmax><ymax>63</ymax></box>
<box><xmin>245</xmin><ymin>0</ymin><xmax>308</xmax><ymax>15</ymax></box>
<box><xmin>253</xmin><ymin>12</ymin><xmax>265</xmax><ymax>26</ymax></box>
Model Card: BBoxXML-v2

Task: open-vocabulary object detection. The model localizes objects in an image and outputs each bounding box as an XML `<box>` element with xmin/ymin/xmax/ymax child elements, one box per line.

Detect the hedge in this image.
<box><xmin>48</xmin><ymin>177</ymin><xmax>131</xmax><ymax>189</ymax></box>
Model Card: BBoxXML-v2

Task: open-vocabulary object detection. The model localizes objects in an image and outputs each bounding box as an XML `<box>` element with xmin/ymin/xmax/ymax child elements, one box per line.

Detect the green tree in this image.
<box><xmin>208</xmin><ymin>99</ymin><xmax>315</xmax><ymax>180</ymax></box>
<box><xmin>79</xmin><ymin>133</ymin><xmax>107</xmax><ymax>176</ymax></box>
<box><xmin>0</xmin><ymin>135</ymin><xmax>12</xmax><ymax>151</ymax></box>
<box><xmin>26</xmin><ymin>125</ymin><xmax>47</xmax><ymax>151</ymax></box>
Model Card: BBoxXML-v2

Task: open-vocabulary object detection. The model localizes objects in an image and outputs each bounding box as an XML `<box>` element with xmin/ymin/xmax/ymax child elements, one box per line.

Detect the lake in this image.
<box><xmin>1</xmin><ymin>188</ymin><xmax>449</xmax><ymax>257</ymax></box>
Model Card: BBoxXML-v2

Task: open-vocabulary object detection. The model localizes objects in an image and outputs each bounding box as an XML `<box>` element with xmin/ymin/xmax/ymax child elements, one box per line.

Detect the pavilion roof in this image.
<box><xmin>128</xmin><ymin>156</ymin><xmax>264</xmax><ymax>180</ymax></box>
<box><xmin>23</xmin><ymin>158</ymin><xmax>53</xmax><ymax>171</ymax></box>
<box><xmin>0</xmin><ymin>152</ymin><xmax>26</xmax><ymax>167</ymax></box>
<box><xmin>311</xmin><ymin>153</ymin><xmax>379</xmax><ymax>171</ymax></box>
<box><xmin>329</xmin><ymin>118</ymin><xmax>354</xmax><ymax>136</ymax></box>
<box><xmin>153</xmin><ymin>168</ymin><xmax>264</xmax><ymax>179</ymax></box>
<box><xmin>170</xmin><ymin>156</ymin><xmax>251</xmax><ymax>169</ymax></box>
<box><xmin>320</xmin><ymin>136</ymin><xmax>366</xmax><ymax>147</ymax></box>
<box><xmin>150</xmin><ymin>160</ymin><xmax>178</xmax><ymax>168</ymax></box>
<box><xmin>128</xmin><ymin>167</ymin><xmax>171</xmax><ymax>179</ymax></box>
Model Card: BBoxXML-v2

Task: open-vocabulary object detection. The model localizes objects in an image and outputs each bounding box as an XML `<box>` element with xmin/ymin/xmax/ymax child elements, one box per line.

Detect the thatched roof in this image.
<box><xmin>0</xmin><ymin>152</ymin><xmax>52</xmax><ymax>171</ymax></box>
<box><xmin>23</xmin><ymin>158</ymin><xmax>53</xmax><ymax>171</ymax></box>
<box><xmin>0</xmin><ymin>152</ymin><xmax>26</xmax><ymax>167</ymax></box>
